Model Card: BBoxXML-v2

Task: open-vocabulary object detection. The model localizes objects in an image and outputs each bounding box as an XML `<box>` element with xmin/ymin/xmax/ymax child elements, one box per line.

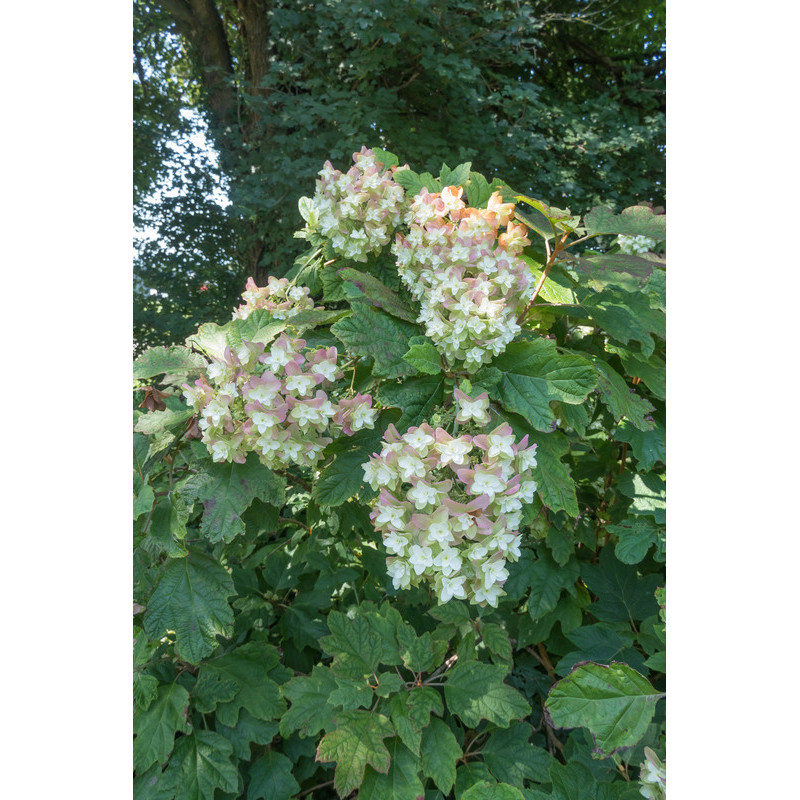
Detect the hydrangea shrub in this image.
<box><xmin>134</xmin><ymin>149</ymin><xmax>666</xmax><ymax>799</ymax></box>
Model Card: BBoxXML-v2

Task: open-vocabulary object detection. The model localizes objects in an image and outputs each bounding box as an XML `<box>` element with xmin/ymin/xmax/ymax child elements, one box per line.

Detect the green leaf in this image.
<box><xmin>134</xmin><ymin>480</ymin><xmax>155</xmax><ymax>521</ymax></box>
<box><xmin>374</xmin><ymin>671</ymin><xmax>404</xmax><ymax>697</ymax></box>
<box><xmin>387</xmin><ymin>695</ymin><xmax>422</xmax><ymax>756</ymax></box>
<box><xmin>373</xmin><ymin>148</ymin><xmax>399</xmax><ymax>169</ymax></box>
<box><xmin>143</xmin><ymin>551</ymin><xmax>235</xmax><ymax>664</ymax></box>
<box><xmin>403</xmin><ymin>336</ymin><xmax>443</xmax><ymax>375</ymax></box>
<box><xmin>179</xmin><ymin>454</ymin><xmax>286</xmax><ymax>543</ymax></box>
<box><xmin>134</xmin><ymin>346</ymin><xmax>207</xmax><ymax>380</ymax></box>
<box><xmin>321</xmin><ymin>610</ymin><xmax>383</xmax><ymax>676</ymax></box>
<box><xmin>528</xmin><ymin>550</ymin><xmax>580</xmax><ymax>620</ymax></box>
<box><xmin>193</xmin><ymin>642</ymin><xmax>286</xmax><ymax>727</ymax></box>
<box><xmin>330</xmin><ymin>676</ymin><xmax>373</xmax><ymax>710</ymax></box>
<box><xmin>545</xmin><ymin>662</ymin><xmax>663</xmax><ymax>756</ymax></box>
<box><xmin>461</xmin><ymin>781</ymin><xmax>526</xmax><ymax>800</ymax></box>
<box><xmin>377</xmin><ymin>375</ymin><xmax>446</xmax><ymax>432</ymax></box>
<box><xmin>483</xmin><ymin>723</ymin><xmax>552</xmax><ymax>786</ymax></box>
<box><xmin>393</xmin><ymin>168</ymin><xmax>427</xmax><ymax>197</ymax></box>
<box><xmin>396</xmin><ymin>623</ymin><xmax>436</xmax><ymax>672</ymax></box>
<box><xmin>480</xmin><ymin>622</ymin><xmax>512</xmax><ymax>664</ymax></box>
<box><xmin>556</xmin><ymin>622</ymin><xmax>645</xmax><ymax>676</ymax></box>
<box><xmin>580</xmin><ymin>290</ymin><xmax>664</xmax><ymax>358</ymax></box>
<box><xmin>421</xmin><ymin>718</ymin><xmax>461</xmax><ymax>794</ymax></box>
<box><xmin>133</xmin><ymin>672</ymin><xmax>160</xmax><ymax>710</ymax></box>
<box><xmin>133</xmin><ymin>683</ymin><xmax>192</xmax><ymax>772</ymax></box>
<box><xmin>134</xmin><ymin>408</ymin><xmax>194</xmax><ymax>436</ymax></box>
<box><xmin>605</xmin><ymin>344</ymin><xmax>665</xmax><ymax>400</ymax></box>
<box><xmin>489</xmin><ymin>340</ymin><xmax>596</xmax><ymax>432</ymax></box>
<box><xmin>583</xmin><ymin>205</ymin><xmax>666</xmax><ymax>240</ymax></box>
<box><xmin>216</xmin><ymin>710</ymin><xmax>279</xmax><ymax>760</ymax></box>
<box><xmin>313</xmin><ymin>450</ymin><xmax>370</xmax><ymax>507</ymax></box>
<box><xmin>608</xmin><ymin>518</ymin><xmax>661</xmax><ymax>565</ymax></box>
<box><xmin>338</xmin><ymin>267</ymin><xmax>418</xmax><ymax>323</ymax></box>
<box><xmin>164</xmin><ymin>730</ymin><xmax>239</xmax><ymax>800</ymax></box>
<box><xmin>467</xmin><ymin>171</ymin><xmax>492</xmax><ymax>207</ymax></box>
<box><xmin>455</xmin><ymin>763</ymin><xmax>495</xmax><ymax>796</ymax></box>
<box><xmin>440</xmin><ymin>161</ymin><xmax>472</xmax><ymax>187</ymax></box>
<box><xmin>582</xmin><ymin>547</ymin><xmax>660</xmax><ymax>623</ymax></box>
<box><xmin>280</xmin><ymin>665</ymin><xmax>338</xmax><ymax>738</ymax></box>
<box><xmin>247</xmin><ymin>751</ymin><xmax>300</xmax><ymax>800</ymax></box>
<box><xmin>321</xmin><ymin>261</ymin><xmax>348</xmax><ymax>302</ymax></box>
<box><xmin>315</xmin><ymin>709</ymin><xmax>395</xmax><ymax>797</ymax></box>
<box><xmin>445</xmin><ymin>661</ymin><xmax>530</xmax><ymax>728</ymax></box>
<box><xmin>133</xmin><ymin>762</ymin><xmax>178</xmax><ymax>800</ymax></box>
<box><xmin>522</xmin><ymin>258</ymin><xmax>576</xmax><ymax>304</ymax></box>
<box><xmin>360</xmin><ymin>738</ymin><xmax>425</xmax><ymax>800</ymax></box>
<box><xmin>528</xmin><ymin>429</ymin><xmax>578</xmax><ymax>517</ymax></box>
<box><xmin>187</xmin><ymin>309</ymin><xmax>286</xmax><ymax>360</ymax></box>
<box><xmin>591</xmin><ymin>359</ymin><xmax>655</xmax><ymax>431</ymax></box>
<box><xmin>616</xmin><ymin>472</ymin><xmax>666</xmax><ymax>524</ymax></box>
<box><xmin>428</xmin><ymin>601</ymin><xmax>472</xmax><ymax>626</ymax></box>
<box><xmin>331</xmin><ymin>303</ymin><xmax>419</xmax><ymax>379</ymax></box>
<box><xmin>571</xmin><ymin>253</ymin><xmax>656</xmax><ymax>293</ymax></box>
<box><xmin>615</xmin><ymin>417</ymin><xmax>665</xmax><ymax>472</ymax></box>
<box><xmin>404</xmin><ymin>686</ymin><xmax>444</xmax><ymax>729</ymax></box>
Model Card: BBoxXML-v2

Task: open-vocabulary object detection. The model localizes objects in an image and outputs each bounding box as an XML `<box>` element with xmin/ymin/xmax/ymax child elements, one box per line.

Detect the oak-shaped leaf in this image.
<box><xmin>444</xmin><ymin>660</ymin><xmax>530</xmax><ymax>728</ymax></box>
<box><xmin>320</xmin><ymin>610</ymin><xmax>383</xmax><ymax>677</ymax></box>
<box><xmin>359</xmin><ymin>738</ymin><xmax>425</xmax><ymax>800</ymax></box>
<box><xmin>279</xmin><ymin>665</ymin><xmax>339</xmax><ymax>738</ymax></box>
<box><xmin>545</xmin><ymin>662</ymin><xmax>663</xmax><ymax>757</ymax></box>
<box><xmin>591</xmin><ymin>359</ymin><xmax>655</xmax><ymax>431</ymax></box>
<box><xmin>133</xmin><ymin>683</ymin><xmax>192</xmax><ymax>772</ymax></box>
<box><xmin>133</xmin><ymin>345</ymin><xmax>207</xmax><ymax>381</ymax></box>
<box><xmin>377</xmin><ymin>374</ymin><xmax>446</xmax><ymax>433</ymax></box>
<box><xmin>179</xmin><ymin>454</ymin><xmax>286</xmax><ymax>543</ymax></box>
<box><xmin>489</xmin><ymin>339</ymin><xmax>597</xmax><ymax>432</ymax></box>
<box><xmin>420</xmin><ymin>718</ymin><xmax>461</xmax><ymax>794</ymax></box>
<box><xmin>582</xmin><ymin>546</ymin><xmax>660</xmax><ymax>623</ymax></box>
<box><xmin>315</xmin><ymin>709</ymin><xmax>395</xmax><ymax>798</ymax></box>
<box><xmin>338</xmin><ymin>267</ymin><xmax>418</xmax><ymax>323</ymax></box>
<box><xmin>192</xmin><ymin>642</ymin><xmax>285</xmax><ymax>727</ymax></box>
<box><xmin>331</xmin><ymin>303</ymin><xmax>419</xmax><ymax>379</ymax></box>
<box><xmin>483</xmin><ymin>722</ymin><xmax>553</xmax><ymax>786</ymax></box>
<box><xmin>402</xmin><ymin>336</ymin><xmax>443</xmax><ymax>375</ymax></box>
<box><xmin>580</xmin><ymin>289</ymin><xmax>664</xmax><ymax>358</ymax></box>
<box><xmin>247</xmin><ymin>751</ymin><xmax>300</xmax><ymax>800</ymax></box>
<box><xmin>143</xmin><ymin>551</ymin><xmax>235</xmax><ymax>664</ymax></box>
<box><xmin>162</xmin><ymin>730</ymin><xmax>239</xmax><ymax>800</ymax></box>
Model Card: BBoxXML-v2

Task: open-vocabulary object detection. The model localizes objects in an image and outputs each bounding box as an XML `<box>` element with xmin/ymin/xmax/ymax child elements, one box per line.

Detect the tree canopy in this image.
<box><xmin>133</xmin><ymin>0</ymin><xmax>665</xmax><ymax>351</ymax></box>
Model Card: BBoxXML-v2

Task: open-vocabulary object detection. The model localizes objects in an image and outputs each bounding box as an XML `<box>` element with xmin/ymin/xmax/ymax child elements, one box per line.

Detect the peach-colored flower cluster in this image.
<box><xmin>183</xmin><ymin>334</ymin><xmax>377</xmax><ymax>470</ymax></box>
<box><xmin>392</xmin><ymin>187</ymin><xmax>534</xmax><ymax>372</ymax></box>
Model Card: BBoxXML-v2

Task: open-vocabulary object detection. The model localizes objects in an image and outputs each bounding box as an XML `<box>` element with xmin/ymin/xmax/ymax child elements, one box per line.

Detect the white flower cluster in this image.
<box><xmin>392</xmin><ymin>187</ymin><xmax>534</xmax><ymax>373</ymax></box>
<box><xmin>362</xmin><ymin>391</ymin><xmax>538</xmax><ymax>607</ymax></box>
<box><xmin>310</xmin><ymin>146</ymin><xmax>407</xmax><ymax>262</ymax></box>
<box><xmin>638</xmin><ymin>748</ymin><xmax>666</xmax><ymax>800</ymax></box>
<box><xmin>617</xmin><ymin>234</ymin><xmax>658</xmax><ymax>255</ymax></box>
<box><xmin>232</xmin><ymin>276</ymin><xmax>315</xmax><ymax>321</ymax></box>
<box><xmin>183</xmin><ymin>334</ymin><xmax>378</xmax><ymax>469</ymax></box>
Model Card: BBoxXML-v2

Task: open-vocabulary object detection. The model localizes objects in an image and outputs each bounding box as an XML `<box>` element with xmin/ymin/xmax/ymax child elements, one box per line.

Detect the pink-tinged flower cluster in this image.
<box><xmin>362</xmin><ymin>410</ymin><xmax>538</xmax><ymax>607</ymax></box>
<box><xmin>232</xmin><ymin>276</ymin><xmax>315</xmax><ymax>321</ymax></box>
<box><xmin>392</xmin><ymin>187</ymin><xmax>534</xmax><ymax>373</ymax></box>
<box><xmin>183</xmin><ymin>334</ymin><xmax>378</xmax><ymax>469</ymax></box>
<box><xmin>309</xmin><ymin>147</ymin><xmax>407</xmax><ymax>262</ymax></box>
